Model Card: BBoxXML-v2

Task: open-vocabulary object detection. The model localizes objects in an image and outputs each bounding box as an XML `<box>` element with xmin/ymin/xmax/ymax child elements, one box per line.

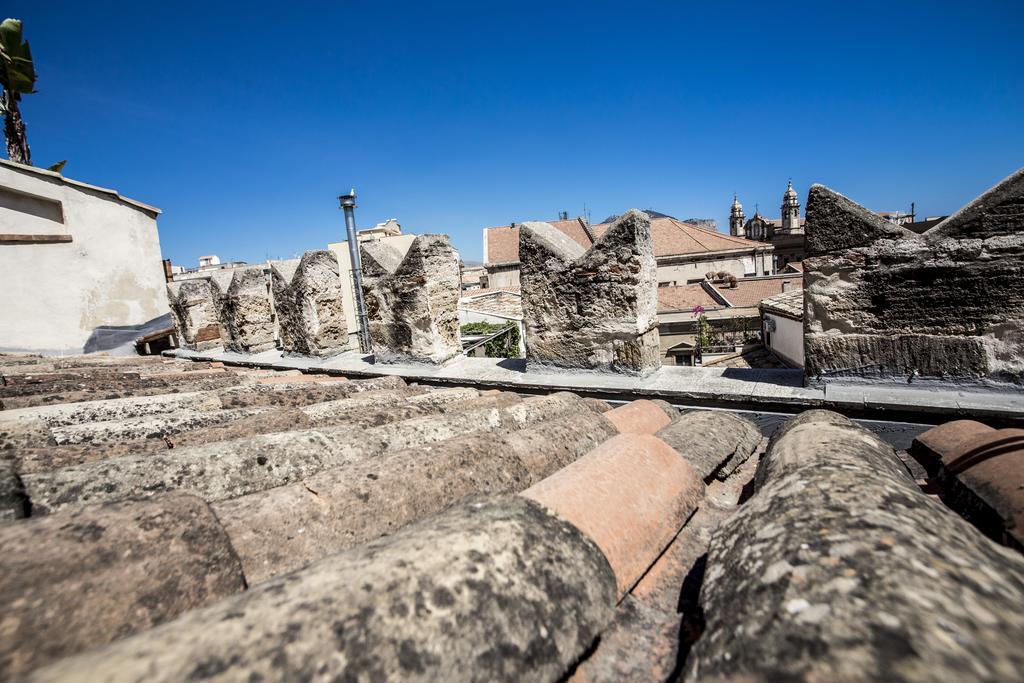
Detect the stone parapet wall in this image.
<box><xmin>803</xmin><ymin>168</ymin><xmax>1024</xmax><ymax>388</ymax></box>
<box><xmin>166</xmin><ymin>279</ymin><xmax>224</xmax><ymax>351</ymax></box>
<box><xmin>520</xmin><ymin>209</ymin><xmax>661</xmax><ymax>376</ymax></box>
<box><xmin>361</xmin><ymin>234</ymin><xmax>462</xmax><ymax>364</ymax></box>
<box><xmin>270</xmin><ymin>250</ymin><xmax>348</xmax><ymax>357</ymax></box>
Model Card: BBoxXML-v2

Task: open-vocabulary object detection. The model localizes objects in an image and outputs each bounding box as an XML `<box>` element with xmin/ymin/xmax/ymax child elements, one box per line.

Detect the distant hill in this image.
<box><xmin>599</xmin><ymin>210</ymin><xmax>716</xmax><ymax>232</ymax></box>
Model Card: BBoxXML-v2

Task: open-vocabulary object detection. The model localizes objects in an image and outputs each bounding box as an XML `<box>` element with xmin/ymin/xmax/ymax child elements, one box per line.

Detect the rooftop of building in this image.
<box><xmin>758</xmin><ymin>287</ymin><xmax>804</xmax><ymax>319</ymax></box>
<box><xmin>656</xmin><ymin>274</ymin><xmax>804</xmax><ymax>313</ymax></box>
<box><xmin>0</xmin><ymin>157</ymin><xmax>162</xmax><ymax>217</ymax></box>
<box><xmin>2</xmin><ymin>350</ymin><xmax>1021</xmax><ymax>681</ymax></box>
<box><xmin>484</xmin><ymin>213</ymin><xmax>766</xmax><ymax>267</ymax></box>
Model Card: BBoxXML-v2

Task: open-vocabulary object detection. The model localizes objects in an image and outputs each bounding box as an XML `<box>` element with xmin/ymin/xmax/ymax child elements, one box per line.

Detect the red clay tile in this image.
<box><xmin>603</xmin><ymin>400</ymin><xmax>673</xmax><ymax>435</ymax></box>
<box><xmin>522</xmin><ymin>433</ymin><xmax>704</xmax><ymax>597</ymax></box>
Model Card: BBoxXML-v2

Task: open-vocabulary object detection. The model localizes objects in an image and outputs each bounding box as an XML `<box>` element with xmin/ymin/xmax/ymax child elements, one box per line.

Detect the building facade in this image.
<box><xmin>0</xmin><ymin>160</ymin><xmax>170</xmax><ymax>354</ymax></box>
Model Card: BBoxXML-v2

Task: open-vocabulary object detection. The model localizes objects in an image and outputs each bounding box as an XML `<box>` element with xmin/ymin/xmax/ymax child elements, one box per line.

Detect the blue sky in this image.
<box><xmin>8</xmin><ymin>1</ymin><xmax>1023</xmax><ymax>265</ymax></box>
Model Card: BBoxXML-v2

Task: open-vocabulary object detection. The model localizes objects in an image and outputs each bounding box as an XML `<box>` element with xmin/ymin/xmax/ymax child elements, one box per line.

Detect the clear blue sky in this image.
<box><xmin>8</xmin><ymin>1</ymin><xmax>1023</xmax><ymax>265</ymax></box>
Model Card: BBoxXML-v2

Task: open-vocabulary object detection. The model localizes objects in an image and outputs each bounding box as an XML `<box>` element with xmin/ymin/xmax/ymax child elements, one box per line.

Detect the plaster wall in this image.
<box><xmin>0</xmin><ymin>164</ymin><xmax>169</xmax><ymax>354</ymax></box>
<box><xmin>764</xmin><ymin>313</ymin><xmax>804</xmax><ymax>368</ymax></box>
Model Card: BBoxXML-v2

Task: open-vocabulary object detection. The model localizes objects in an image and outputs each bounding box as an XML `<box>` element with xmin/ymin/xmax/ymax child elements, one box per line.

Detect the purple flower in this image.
<box><xmin>692</xmin><ymin>305</ymin><xmax>705</xmax><ymax>317</ymax></box>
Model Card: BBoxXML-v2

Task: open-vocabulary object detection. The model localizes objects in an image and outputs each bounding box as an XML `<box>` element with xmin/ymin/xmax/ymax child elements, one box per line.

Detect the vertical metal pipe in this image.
<box><xmin>339</xmin><ymin>190</ymin><xmax>372</xmax><ymax>354</ymax></box>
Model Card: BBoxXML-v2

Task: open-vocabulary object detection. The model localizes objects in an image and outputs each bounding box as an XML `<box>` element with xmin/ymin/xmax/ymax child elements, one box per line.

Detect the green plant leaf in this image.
<box><xmin>0</xmin><ymin>18</ymin><xmax>37</xmax><ymax>96</ymax></box>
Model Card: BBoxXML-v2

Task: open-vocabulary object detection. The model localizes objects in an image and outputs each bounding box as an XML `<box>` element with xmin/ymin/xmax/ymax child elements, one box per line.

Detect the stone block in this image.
<box><xmin>686</xmin><ymin>411</ymin><xmax>1024</xmax><ymax>683</ymax></box>
<box><xmin>927</xmin><ymin>167</ymin><xmax>1024</xmax><ymax>240</ymax></box>
<box><xmin>361</xmin><ymin>234</ymin><xmax>462</xmax><ymax>364</ymax></box>
<box><xmin>804</xmin><ymin>333</ymin><xmax>992</xmax><ymax>382</ymax></box>
<box><xmin>219</xmin><ymin>267</ymin><xmax>276</xmax><ymax>353</ymax></box>
<box><xmin>520</xmin><ymin>209</ymin><xmax>661</xmax><ymax>376</ymax></box>
<box><xmin>803</xmin><ymin>175</ymin><xmax>1024</xmax><ymax>388</ymax></box>
<box><xmin>271</xmin><ymin>251</ymin><xmax>348</xmax><ymax>357</ymax></box>
<box><xmin>166</xmin><ymin>279</ymin><xmax>225</xmax><ymax>351</ymax></box>
<box><xmin>804</xmin><ymin>184</ymin><xmax>919</xmax><ymax>256</ymax></box>
<box><xmin>30</xmin><ymin>496</ymin><xmax>616</xmax><ymax>683</ymax></box>
<box><xmin>0</xmin><ymin>493</ymin><xmax>245</xmax><ymax>679</ymax></box>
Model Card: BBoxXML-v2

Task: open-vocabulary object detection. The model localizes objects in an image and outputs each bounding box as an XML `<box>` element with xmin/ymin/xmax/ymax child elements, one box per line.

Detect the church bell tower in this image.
<box><xmin>781</xmin><ymin>180</ymin><xmax>800</xmax><ymax>233</ymax></box>
<box><xmin>729</xmin><ymin>194</ymin><xmax>746</xmax><ymax>237</ymax></box>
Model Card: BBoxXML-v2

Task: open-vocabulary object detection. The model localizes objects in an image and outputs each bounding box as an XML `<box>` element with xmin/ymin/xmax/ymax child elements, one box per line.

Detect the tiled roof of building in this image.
<box><xmin>459</xmin><ymin>290</ymin><xmax>523</xmax><ymax>318</ymax></box>
<box><xmin>783</xmin><ymin>260</ymin><xmax>804</xmax><ymax>272</ymax></box>
<box><xmin>2</xmin><ymin>352</ymin><xmax>1022</xmax><ymax>681</ymax></box>
<box><xmin>591</xmin><ymin>216</ymin><xmax>761</xmax><ymax>258</ymax></box>
<box><xmin>656</xmin><ymin>283</ymin><xmax>722</xmax><ymax>312</ymax></box>
<box><xmin>483</xmin><ymin>218</ymin><xmax>590</xmax><ymax>266</ymax></box>
<box><xmin>710</xmin><ymin>275</ymin><xmax>802</xmax><ymax>308</ymax></box>
<box><xmin>758</xmin><ymin>288</ymin><xmax>804</xmax><ymax>319</ymax></box>
<box><xmin>484</xmin><ymin>215</ymin><xmax>763</xmax><ymax>266</ymax></box>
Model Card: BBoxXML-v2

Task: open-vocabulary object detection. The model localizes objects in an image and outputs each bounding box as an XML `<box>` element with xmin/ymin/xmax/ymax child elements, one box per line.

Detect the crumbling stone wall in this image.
<box><xmin>271</xmin><ymin>251</ymin><xmax>348</xmax><ymax>357</ymax></box>
<box><xmin>166</xmin><ymin>279</ymin><xmax>224</xmax><ymax>351</ymax></box>
<box><xmin>360</xmin><ymin>234</ymin><xmax>461</xmax><ymax>364</ymax></box>
<box><xmin>218</xmin><ymin>267</ymin><xmax>276</xmax><ymax>354</ymax></box>
<box><xmin>804</xmin><ymin>168</ymin><xmax>1024</xmax><ymax>388</ymax></box>
<box><xmin>519</xmin><ymin>209</ymin><xmax>660</xmax><ymax>375</ymax></box>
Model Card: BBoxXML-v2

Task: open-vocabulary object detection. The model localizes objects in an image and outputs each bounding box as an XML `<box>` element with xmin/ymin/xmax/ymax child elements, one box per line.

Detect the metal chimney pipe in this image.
<box><xmin>339</xmin><ymin>189</ymin><xmax>372</xmax><ymax>354</ymax></box>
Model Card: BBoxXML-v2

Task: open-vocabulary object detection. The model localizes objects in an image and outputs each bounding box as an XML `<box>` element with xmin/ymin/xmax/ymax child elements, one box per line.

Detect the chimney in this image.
<box><xmin>782</xmin><ymin>281</ymin><xmax>790</xmax><ymax>292</ymax></box>
<box><xmin>559</xmin><ymin>211</ymin><xmax>569</xmax><ymax>220</ymax></box>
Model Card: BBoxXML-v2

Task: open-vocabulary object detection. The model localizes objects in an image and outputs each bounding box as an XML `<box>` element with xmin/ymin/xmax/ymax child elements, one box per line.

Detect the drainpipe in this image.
<box><xmin>339</xmin><ymin>190</ymin><xmax>372</xmax><ymax>354</ymax></box>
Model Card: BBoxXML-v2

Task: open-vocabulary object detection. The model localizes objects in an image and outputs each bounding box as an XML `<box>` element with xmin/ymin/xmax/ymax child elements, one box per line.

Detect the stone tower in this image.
<box><xmin>780</xmin><ymin>180</ymin><xmax>800</xmax><ymax>233</ymax></box>
<box><xmin>729</xmin><ymin>194</ymin><xmax>746</xmax><ymax>237</ymax></box>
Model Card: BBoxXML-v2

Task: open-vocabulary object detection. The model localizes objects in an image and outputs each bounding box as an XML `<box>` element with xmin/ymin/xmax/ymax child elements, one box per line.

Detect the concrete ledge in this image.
<box><xmin>164</xmin><ymin>348</ymin><xmax>1024</xmax><ymax>424</ymax></box>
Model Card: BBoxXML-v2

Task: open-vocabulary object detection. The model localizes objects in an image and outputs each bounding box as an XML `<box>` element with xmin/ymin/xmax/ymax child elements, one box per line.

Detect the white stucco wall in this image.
<box><xmin>764</xmin><ymin>313</ymin><xmax>804</xmax><ymax>368</ymax></box>
<box><xmin>0</xmin><ymin>162</ymin><xmax>170</xmax><ymax>355</ymax></box>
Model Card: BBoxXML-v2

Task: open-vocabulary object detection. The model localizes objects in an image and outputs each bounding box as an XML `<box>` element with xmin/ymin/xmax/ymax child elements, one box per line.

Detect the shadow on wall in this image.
<box><xmin>83</xmin><ymin>313</ymin><xmax>173</xmax><ymax>355</ymax></box>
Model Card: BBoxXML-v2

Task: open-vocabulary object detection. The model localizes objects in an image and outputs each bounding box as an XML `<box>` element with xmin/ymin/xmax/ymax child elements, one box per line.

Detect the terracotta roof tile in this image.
<box><xmin>485</xmin><ymin>215</ymin><xmax>764</xmax><ymax>265</ymax></box>
<box><xmin>759</xmin><ymin>288</ymin><xmax>804</xmax><ymax>318</ymax></box>
<box><xmin>3</xmin><ymin>352</ymin><xmax>1019</xmax><ymax>682</ymax></box>
<box><xmin>711</xmin><ymin>275</ymin><xmax>802</xmax><ymax>308</ymax></box>
<box><xmin>656</xmin><ymin>283</ymin><xmax>721</xmax><ymax>312</ymax></box>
